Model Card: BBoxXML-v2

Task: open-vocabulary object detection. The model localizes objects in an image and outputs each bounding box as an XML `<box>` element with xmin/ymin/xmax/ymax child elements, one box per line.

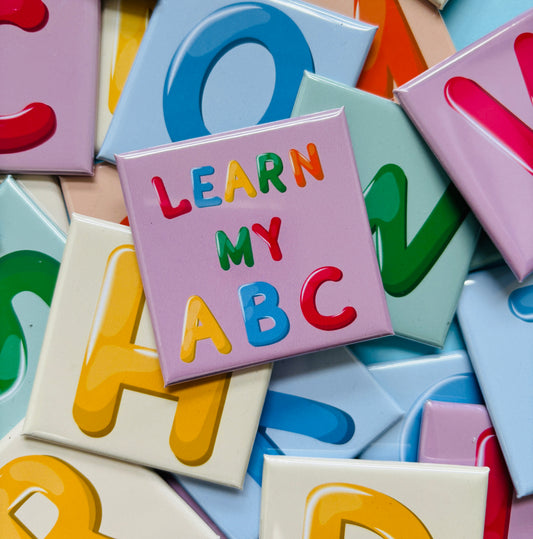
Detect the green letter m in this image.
<box><xmin>216</xmin><ymin>227</ymin><xmax>254</xmax><ymax>271</ymax></box>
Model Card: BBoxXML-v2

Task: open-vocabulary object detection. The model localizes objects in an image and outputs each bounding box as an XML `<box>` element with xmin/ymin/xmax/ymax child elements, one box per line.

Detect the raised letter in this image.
<box><xmin>72</xmin><ymin>245</ymin><xmax>230</xmax><ymax>465</ymax></box>
<box><xmin>216</xmin><ymin>227</ymin><xmax>254</xmax><ymax>270</ymax></box>
<box><xmin>0</xmin><ymin>2</ymin><xmax>56</xmax><ymax>153</ymax></box>
<box><xmin>289</xmin><ymin>143</ymin><xmax>324</xmax><ymax>188</ymax></box>
<box><xmin>224</xmin><ymin>160</ymin><xmax>257</xmax><ymax>202</ymax></box>
<box><xmin>300</xmin><ymin>267</ymin><xmax>357</xmax><ymax>331</ymax></box>
<box><xmin>364</xmin><ymin>163</ymin><xmax>469</xmax><ymax>297</ymax></box>
<box><xmin>191</xmin><ymin>165</ymin><xmax>222</xmax><ymax>208</ymax></box>
<box><xmin>355</xmin><ymin>0</ymin><xmax>427</xmax><ymax>99</ymax></box>
<box><xmin>181</xmin><ymin>295</ymin><xmax>232</xmax><ymax>363</ymax></box>
<box><xmin>0</xmin><ymin>250</ymin><xmax>60</xmax><ymax>396</ymax></box>
<box><xmin>257</xmin><ymin>152</ymin><xmax>286</xmax><ymax>194</ymax></box>
<box><xmin>303</xmin><ymin>483</ymin><xmax>432</xmax><ymax>538</ymax></box>
<box><xmin>251</xmin><ymin>217</ymin><xmax>282</xmax><ymax>261</ymax></box>
<box><xmin>152</xmin><ymin>175</ymin><xmax>192</xmax><ymax>219</ymax></box>
<box><xmin>444</xmin><ymin>33</ymin><xmax>533</xmax><ymax>176</ymax></box>
<box><xmin>0</xmin><ymin>455</ymin><xmax>111</xmax><ymax>538</ymax></box>
<box><xmin>239</xmin><ymin>282</ymin><xmax>290</xmax><ymax>346</ymax></box>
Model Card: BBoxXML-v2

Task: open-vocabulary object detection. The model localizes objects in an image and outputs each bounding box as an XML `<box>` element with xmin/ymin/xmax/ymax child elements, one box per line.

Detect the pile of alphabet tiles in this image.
<box><xmin>1</xmin><ymin>0</ymin><xmax>533</xmax><ymax>537</ymax></box>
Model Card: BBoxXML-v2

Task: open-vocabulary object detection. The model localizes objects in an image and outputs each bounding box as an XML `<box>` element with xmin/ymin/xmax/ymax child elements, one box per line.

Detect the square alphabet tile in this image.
<box><xmin>0</xmin><ymin>178</ymin><xmax>65</xmax><ymax>438</ymax></box>
<box><xmin>260</xmin><ymin>455</ymin><xmax>488</xmax><ymax>538</ymax></box>
<box><xmin>396</xmin><ymin>9</ymin><xmax>533</xmax><ymax>281</ymax></box>
<box><xmin>0</xmin><ymin>0</ymin><xmax>99</xmax><ymax>174</ymax></box>
<box><xmin>23</xmin><ymin>214</ymin><xmax>271</xmax><ymax>487</ymax></box>
<box><xmin>293</xmin><ymin>73</ymin><xmax>479</xmax><ymax>346</ymax></box>
<box><xmin>117</xmin><ymin>109</ymin><xmax>392</xmax><ymax>384</ymax></box>
<box><xmin>354</xmin><ymin>0</ymin><xmax>455</xmax><ymax>98</ymax></box>
<box><xmin>96</xmin><ymin>0</ymin><xmax>155</xmax><ymax>151</ymax></box>
<box><xmin>98</xmin><ymin>0</ymin><xmax>376</xmax><ymax>162</ymax></box>
<box><xmin>359</xmin><ymin>351</ymin><xmax>483</xmax><ymax>462</ymax></box>
<box><xmin>177</xmin><ymin>347</ymin><xmax>403</xmax><ymax>539</ymax></box>
<box><xmin>2</xmin><ymin>174</ymin><xmax>69</xmax><ymax>233</ymax></box>
<box><xmin>457</xmin><ymin>265</ymin><xmax>533</xmax><ymax>497</ymax></box>
<box><xmin>0</xmin><ymin>424</ymin><xmax>220</xmax><ymax>538</ymax></box>
<box><xmin>419</xmin><ymin>401</ymin><xmax>533</xmax><ymax>539</ymax></box>
<box><xmin>60</xmin><ymin>163</ymin><xmax>129</xmax><ymax>225</ymax></box>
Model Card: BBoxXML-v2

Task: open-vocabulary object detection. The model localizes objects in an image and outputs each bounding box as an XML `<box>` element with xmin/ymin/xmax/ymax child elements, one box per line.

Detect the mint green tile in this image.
<box><xmin>292</xmin><ymin>73</ymin><xmax>479</xmax><ymax>346</ymax></box>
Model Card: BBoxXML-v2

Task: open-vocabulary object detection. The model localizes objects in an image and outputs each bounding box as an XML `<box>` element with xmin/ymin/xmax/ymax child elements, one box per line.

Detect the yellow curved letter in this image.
<box><xmin>73</xmin><ymin>245</ymin><xmax>230</xmax><ymax>466</ymax></box>
<box><xmin>0</xmin><ymin>455</ymin><xmax>112</xmax><ymax>538</ymax></box>
<box><xmin>303</xmin><ymin>482</ymin><xmax>433</xmax><ymax>538</ymax></box>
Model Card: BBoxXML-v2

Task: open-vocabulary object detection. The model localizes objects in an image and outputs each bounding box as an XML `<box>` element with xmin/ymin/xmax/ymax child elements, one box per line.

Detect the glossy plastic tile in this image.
<box><xmin>0</xmin><ymin>178</ymin><xmax>65</xmax><ymax>438</ymax></box>
<box><xmin>458</xmin><ymin>266</ymin><xmax>533</xmax><ymax>497</ymax></box>
<box><xmin>96</xmin><ymin>0</ymin><xmax>155</xmax><ymax>151</ymax></box>
<box><xmin>261</xmin><ymin>455</ymin><xmax>488</xmax><ymax>538</ymax></box>
<box><xmin>23</xmin><ymin>215</ymin><xmax>271</xmax><ymax>487</ymax></box>
<box><xmin>419</xmin><ymin>401</ymin><xmax>533</xmax><ymax>539</ymax></box>
<box><xmin>0</xmin><ymin>424</ymin><xmax>220</xmax><ymax>538</ymax></box>
<box><xmin>98</xmin><ymin>0</ymin><xmax>376</xmax><ymax>162</ymax></box>
<box><xmin>396</xmin><ymin>9</ymin><xmax>533</xmax><ymax>281</ymax></box>
<box><xmin>117</xmin><ymin>109</ymin><xmax>392</xmax><ymax>384</ymax></box>
<box><xmin>178</xmin><ymin>347</ymin><xmax>402</xmax><ymax>539</ymax></box>
<box><xmin>0</xmin><ymin>0</ymin><xmax>98</xmax><ymax>174</ymax></box>
<box><xmin>293</xmin><ymin>73</ymin><xmax>479</xmax><ymax>346</ymax></box>
<box><xmin>442</xmin><ymin>0</ymin><xmax>532</xmax><ymax>50</ymax></box>
<box><xmin>2</xmin><ymin>174</ymin><xmax>69</xmax><ymax>233</ymax></box>
<box><xmin>60</xmin><ymin>163</ymin><xmax>129</xmax><ymax>225</ymax></box>
<box><xmin>354</xmin><ymin>0</ymin><xmax>455</xmax><ymax>98</ymax></box>
<box><xmin>348</xmin><ymin>317</ymin><xmax>465</xmax><ymax>365</ymax></box>
<box><xmin>359</xmin><ymin>351</ymin><xmax>483</xmax><ymax>461</ymax></box>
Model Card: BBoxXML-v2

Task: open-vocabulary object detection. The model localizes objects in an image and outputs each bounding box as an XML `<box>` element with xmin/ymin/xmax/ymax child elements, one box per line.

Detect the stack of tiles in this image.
<box><xmin>1</xmin><ymin>0</ymin><xmax>533</xmax><ymax>538</ymax></box>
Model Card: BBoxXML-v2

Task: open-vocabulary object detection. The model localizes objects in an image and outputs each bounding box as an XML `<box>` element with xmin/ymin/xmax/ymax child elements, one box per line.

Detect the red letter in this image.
<box><xmin>152</xmin><ymin>175</ymin><xmax>192</xmax><ymax>219</ymax></box>
<box><xmin>252</xmin><ymin>217</ymin><xmax>282</xmax><ymax>261</ymax></box>
<box><xmin>300</xmin><ymin>266</ymin><xmax>357</xmax><ymax>330</ymax></box>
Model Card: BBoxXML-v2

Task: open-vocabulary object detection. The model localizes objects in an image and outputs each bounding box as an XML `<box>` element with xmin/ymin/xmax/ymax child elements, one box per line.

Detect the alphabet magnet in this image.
<box><xmin>0</xmin><ymin>0</ymin><xmax>99</xmax><ymax>174</ymax></box>
<box><xmin>395</xmin><ymin>9</ymin><xmax>533</xmax><ymax>281</ymax></box>
<box><xmin>0</xmin><ymin>424</ymin><xmax>221</xmax><ymax>538</ymax></box>
<box><xmin>178</xmin><ymin>347</ymin><xmax>402</xmax><ymax>539</ymax></box>
<box><xmin>457</xmin><ymin>265</ymin><xmax>533</xmax><ymax>498</ymax></box>
<box><xmin>260</xmin><ymin>455</ymin><xmax>488</xmax><ymax>538</ymax></box>
<box><xmin>60</xmin><ymin>163</ymin><xmax>129</xmax><ymax>225</ymax></box>
<box><xmin>419</xmin><ymin>401</ymin><xmax>533</xmax><ymax>538</ymax></box>
<box><xmin>98</xmin><ymin>0</ymin><xmax>376</xmax><ymax>162</ymax></box>
<box><xmin>0</xmin><ymin>178</ymin><xmax>65</xmax><ymax>439</ymax></box>
<box><xmin>293</xmin><ymin>73</ymin><xmax>479</xmax><ymax>347</ymax></box>
<box><xmin>96</xmin><ymin>0</ymin><xmax>155</xmax><ymax>151</ymax></box>
<box><xmin>116</xmin><ymin>109</ymin><xmax>392</xmax><ymax>384</ymax></box>
<box><xmin>23</xmin><ymin>215</ymin><xmax>272</xmax><ymax>487</ymax></box>
<box><xmin>359</xmin><ymin>351</ymin><xmax>483</xmax><ymax>462</ymax></box>
<box><xmin>354</xmin><ymin>0</ymin><xmax>455</xmax><ymax>99</ymax></box>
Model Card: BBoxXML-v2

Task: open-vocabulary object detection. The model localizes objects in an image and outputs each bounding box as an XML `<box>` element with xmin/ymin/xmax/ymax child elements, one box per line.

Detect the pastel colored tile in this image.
<box><xmin>1</xmin><ymin>174</ymin><xmax>69</xmax><ymax>233</ymax></box>
<box><xmin>0</xmin><ymin>424</ymin><xmax>220</xmax><ymax>538</ymax></box>
<box><xmin>118</xmin><ymin>110</ymin><xmax>392</xmax><ymax>384</ymax></box>
<box><xmin>359</xmin><ymin>351</ymin><xmax>483</xmax><ymax>462</ymax></box>
<box><xmin>348</xmin><ymin>316</ymin><xmax>465</xmax><ymax>365</ymax></box>
<box><xmin>419</xmin><ymin>401</ymin><xmax>533</xmax><ymax>539</ymax></box>
<box><xmin>0</xmin><ymin>178</ymin><xmax>65</xmax><ymax>438</ymax></box>
<box><xmin>457</xmin><ymin>266</ymin><xmax>533</xmax><ymax>498</ymax></box>
<box><xmin>442</xmin><ymin>0</ymin><xmax>532</xmax><ymax>50</ymax></box>
<box><xmin>60</xmin><ymin>163</ymin><xmax>128</xmax><ymax>225</ymax></box>
<box><xmin>98</xmin><ymin>0</ymin><xmax>376</xmax><ymax>162</ymax></box>
<box><xmin>293</xmin><ymin>73</ymin><xmax>479</xmax><ymax>346</ymax></box>
<box><xmin>396</xmin><ymin>9</ymin><xmax>533</xmax><ymax>282</ymax></box>
<box><xmin>354</xmin><ymin>0</ymin><xmax>455</xmax><ymax>98</ymax></box>
<box><xmin>425</xmin><ymin>0</ymin><xmax>448</xmax><ymax>9</ymax></box>
<box><xmin>261</xmin><ymin>455</ymin><xmax>488</xmax><ymax>538</ymax></box>
<box><xmin>96</xmin><ymin>0</ymin><xmax>155</xmax><ymax>151</ymax></box>
<box><xmin>177</xmin><ymin>347</ymin><xmax>403</xmax><ymax>539</ymax></box>
<box><xmin>23</xmin><ymin>214</ymin><xmax>271</xmax><ymax>487</ymax></box>
<box><xmin>0</xmin><ymin>0</ymin><xmax>99</xmax><ymax>174</ymax></box>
